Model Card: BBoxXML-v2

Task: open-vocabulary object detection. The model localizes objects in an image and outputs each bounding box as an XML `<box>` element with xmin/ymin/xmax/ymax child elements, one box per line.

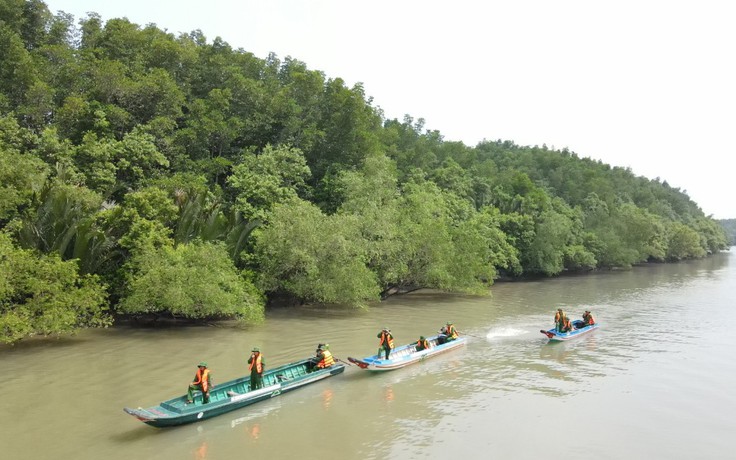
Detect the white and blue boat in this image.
<box><xmin>540</xmin><ymin>320</ymin><xmax>600</xmax><ymax>342</ymax></box>
<box><xmin>348</xmin><ymin>334</ymin><xmax>467</xmax><ymax>371</ymax></box>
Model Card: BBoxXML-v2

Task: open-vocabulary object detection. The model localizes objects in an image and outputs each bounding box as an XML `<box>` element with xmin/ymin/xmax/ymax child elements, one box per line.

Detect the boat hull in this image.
<box><xmin>124</xmin><ymin>359</ymin><xmax>345</xmax><ymax>427</ymax></box>
<box><xmin>348</xmin><ymin>335</ymin><xmax>466</xmax><ymax>371</ymax></box>
<box><xmin>541</xmin><ymin>320</ymin><xmax>599</xmax><ymax>342</ymax></box>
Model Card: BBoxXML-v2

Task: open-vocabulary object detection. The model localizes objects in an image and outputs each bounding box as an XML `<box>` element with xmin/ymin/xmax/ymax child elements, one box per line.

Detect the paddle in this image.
<box><xmin>334</xmin><ymin>357</ymin><xmax>353</xmax><ymax>366</ymax></box>
<box><xmin>347</xmin><ymin>357</ymin><xmax>370</xmax><ymax>369</ymax></box>
<box><xmin>457</xmin><ymin>331</ymin><xmax>485</xmax><ymax>339</ymax></box>
<box><xmin>539</xmin><ymin>330</ymin><xmax>555</xmax><ymax>339</ymax></box>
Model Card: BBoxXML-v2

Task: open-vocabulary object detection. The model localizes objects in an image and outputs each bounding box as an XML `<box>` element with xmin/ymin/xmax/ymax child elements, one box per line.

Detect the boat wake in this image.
<box><xmin>485</xmin><ymin>327</ymin><xmax>526</xmax><ymax>339</ymax></box>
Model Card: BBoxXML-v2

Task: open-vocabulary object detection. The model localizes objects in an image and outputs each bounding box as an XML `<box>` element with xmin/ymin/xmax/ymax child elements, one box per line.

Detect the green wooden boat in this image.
<box><xmin>124</xmin><ymin>358</ymin><xmax>345</xmax><ymax>427</ymax></box>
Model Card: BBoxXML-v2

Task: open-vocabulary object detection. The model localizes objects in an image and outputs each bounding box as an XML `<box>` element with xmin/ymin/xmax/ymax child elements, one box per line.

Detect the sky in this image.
<box><xmin>44</xmin><ymin>0</ymin><xmax>735</xmax><ymax>218</ymax></box>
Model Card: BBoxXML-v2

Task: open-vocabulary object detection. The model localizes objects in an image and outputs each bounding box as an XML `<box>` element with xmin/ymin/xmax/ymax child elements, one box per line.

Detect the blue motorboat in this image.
<box><xmin>348</xmin><ymin>334</ymin><xmax>467</xmax><ymax>371</ymax></box>
<box><xmin>540</xmin><ymin>320</ymin><xmax>599</xmax><ymax>342</ymax></box>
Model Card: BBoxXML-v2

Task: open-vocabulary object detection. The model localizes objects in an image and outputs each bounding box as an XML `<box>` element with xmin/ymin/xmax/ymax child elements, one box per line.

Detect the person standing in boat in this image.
<box><xmin>248</xmin><ymin>347</ymin><xmax>265</xmax><ymax>391</ymax></box>
<box><xmin>186</xmin><ymin>362</ymin><xmax>212</xmax><ymax>405</ymax></box>
<box><xmin>554</xmin><ymin>308</ymin><xmax>565</xmax><ymax>332</ymax></box>
<box><xmin>377</xmin><ymin>328</ymin><xmax>394</xmax><ymax>359</ymax></box>
<box><xmin>415</xmin><ymin>336</ymin><xmax>430</xmax><ymax>352</ymax></box>
<box><xmin>582</xmin><ymin>310</ymin><xmax>596</xmax><ymax>325</ymax></box>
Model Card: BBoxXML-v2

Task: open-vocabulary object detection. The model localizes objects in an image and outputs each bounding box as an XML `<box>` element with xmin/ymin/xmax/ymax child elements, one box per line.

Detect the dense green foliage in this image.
<box><xmin>0</xmin><ymin>1</ymin><xmax>729</xmax><ymax>343</ymax></box>
<box><xmin>718</xmin><ymin>219</ymin><xmax>736</xmax><ymax>246</ymax></box>
<box><xmin>120</xmin><ymin>241</ymin><xmax>264</xmax><ymax>322</ymax></box>
<box><xmin>0</xmin><ymin>232</ymin><xmax>110</xmax><ymax>344</ymax></box>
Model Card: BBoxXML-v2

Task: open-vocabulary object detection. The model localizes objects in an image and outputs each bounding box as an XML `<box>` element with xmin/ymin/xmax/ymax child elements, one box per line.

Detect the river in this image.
<box><xmin>4</xmin><ymin>250</ymin><xmax>735</xmax><ymax>460</ymax></box>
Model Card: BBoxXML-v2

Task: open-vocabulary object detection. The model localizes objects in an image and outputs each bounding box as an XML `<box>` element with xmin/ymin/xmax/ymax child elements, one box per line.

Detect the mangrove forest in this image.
<box><xmin>0</xmin><ymin>0</ymin><xmax>729</xmax><ymax>344</ymax></box>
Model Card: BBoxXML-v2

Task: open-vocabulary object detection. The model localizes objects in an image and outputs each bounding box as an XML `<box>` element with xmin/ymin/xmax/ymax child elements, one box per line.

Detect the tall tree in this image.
<box><xmin>228</xmin><ymin>144</ymin><xmax>311</xmax><ymax>221</ymax></box>
<box><xmin>253</xmin><ymin>198</ymin><xmax>380</xmax><ymax>306</ymax></box>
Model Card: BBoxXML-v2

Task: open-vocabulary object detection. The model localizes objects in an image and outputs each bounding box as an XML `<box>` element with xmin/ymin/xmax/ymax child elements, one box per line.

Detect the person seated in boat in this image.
<box><xmin>377</xmin><ymin>328</ymin><xmax>394</xmax><ymax>359</ymax></box>
<box><xmin>438</xmin><ymin>321</ymin><xmax>459</xmax><ymax>344</ymax></box>
<box><xmin>415</xmin><ymin>336</ymin><xmax>430</xmax><ymax>352</ymax></box>
<box><xmin>248</xmin><ymin>347</ymin><xmax>265</xmax><ymax>391</ymax></box>
<box><xmin>554</xmin><ymin>308</ymin><xmax>566</xmax><ymax>332</ymax></box>
<box><xmin>582</xmin><ymin>310</ymin><xmax>596</xmax><ymax>326</ymax></box>
<box><xmin>307</xmin><ymin>343</ymin><xmax>335</xmax><ymax>372</ymax></box>
<box><xmin>438</xmin><ymin>325</ymin><xmax>448</xmax><ymax>344</ymax></box>
<box><xmin>306</xmin><ymin>343</ymin><xmax>323</xmax><ymax>372</ymax></box>
<box><xmin>187</xmin><ymin>362</ymin><xmax>212</xmax><ymax>405</ymax></box>
<box><xmin>560</xmin><ymin>315</ymin><xmax>574</xmax><ymax>332</ymax></box>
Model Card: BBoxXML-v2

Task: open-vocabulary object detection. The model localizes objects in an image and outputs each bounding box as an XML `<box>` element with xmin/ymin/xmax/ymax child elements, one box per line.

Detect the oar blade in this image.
<box><xmin>347</xmin><ymin>357</ymin><xmax>369</xmax><ymax>369</ymax></box>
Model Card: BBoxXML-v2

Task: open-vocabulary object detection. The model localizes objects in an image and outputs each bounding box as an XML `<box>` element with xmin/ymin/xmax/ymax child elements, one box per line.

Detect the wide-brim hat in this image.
<box><xmin>252</xmin><ymin>347</ymin><xmax>260</xmax><ymax>352</ymax></box>
<box><xmin>198</xmin><ymin>362</ymin><xmax>207</xmax><ymax>367</ymax></box>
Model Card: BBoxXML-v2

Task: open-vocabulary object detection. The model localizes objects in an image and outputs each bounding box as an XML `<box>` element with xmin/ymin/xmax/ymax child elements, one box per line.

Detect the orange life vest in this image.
<box><xmin>447</xmin><ymin>325</ymin><xmax>459</xmax><ymax>339</ymax></box>
<box><xmin>417</xmin><ymin>339</ymin><xmax>429</xmax><ymax>350</ymax></box>
<box><xmin>583</xmin><ymin>312</ymin><xmax>595</xmax><ymax>325</ymax></box>
<box><xmin>193</xmin><ymin>368</ymin><xmax>210</xmax><ymax>392</ymax></box>
<box><xmin>317</xmin><ymin>349</ymin><xmax>335</xmax><ymax>368</ymax></box>
<box><xmin>249</xmin><ymin>354</ymin><xmax>263</xmax><ymax>373</ymax></box>
<box><xmin>379</xmin><ymin>331</ymin><xmax>395</xmax><ymax>349</ymax></box>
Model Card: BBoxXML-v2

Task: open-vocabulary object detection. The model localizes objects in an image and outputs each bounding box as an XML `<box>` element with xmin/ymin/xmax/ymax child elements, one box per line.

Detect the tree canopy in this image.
<box><xmin>0</xmin><ymin>1</ymin><xmax>729</xmax><ymax>343</ymax></box>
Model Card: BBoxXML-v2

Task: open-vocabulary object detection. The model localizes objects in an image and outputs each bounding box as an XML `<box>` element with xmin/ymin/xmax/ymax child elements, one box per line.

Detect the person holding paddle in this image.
<box><xmin>307</xmin><ymin>343</ymin><xmax>335</xmax><ymax>372</ymax></box>
<box><xmin>247</xmin><ymin>347</ymin><xmax>265</xmax><ymax>391</ymax></box>
<box><xmin>438</xmin><ymin>321</ymin><xmax>459</xmax><ymax>344</ymax></box>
